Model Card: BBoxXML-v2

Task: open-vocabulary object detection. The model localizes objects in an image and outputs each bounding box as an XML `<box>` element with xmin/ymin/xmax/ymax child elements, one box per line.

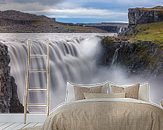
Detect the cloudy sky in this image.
<box><xmin>0</xmin><ymin>0</ymin><xmax>163</xmax><ymax>23</ymax></box>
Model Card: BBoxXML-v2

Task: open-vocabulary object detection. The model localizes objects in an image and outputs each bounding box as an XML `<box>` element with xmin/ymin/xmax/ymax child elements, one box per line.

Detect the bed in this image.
<box><xmin>23</xmin><ymin>82</ymin><xmax>163</xmax><ymax>130</ymax></box>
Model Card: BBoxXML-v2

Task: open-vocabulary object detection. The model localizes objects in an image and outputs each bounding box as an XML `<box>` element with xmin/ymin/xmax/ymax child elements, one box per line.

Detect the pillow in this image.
<box><xmin>161</xmin><ymin>100</ymin><xmax>163</xmax><ymax>107</ymax></box>
<box><xmin>84</xmin><ymin>93</ymin><xmax>125</xmax><ymax>99</ymax></box>
<box><xmin>139</xmin><ymin>83</ymin><xmax>150</xmax><ymax>102</ymax></box>
<box><xmin>111</xmin><ymin>83</ymin><xmax>140</xmax><ymax>99</ymax></box>
<box><xmin>65</xmin><ymin>81</ymin><xmax>109</xmax><ymax>102</ymax></box>
<box><xmin>108</xmin><ymin>82</ymin><xmax>150</xmax><ymax>101</ymax></box>
<box><xmin>74</xmin><ymin>86</ymin><xmax>102</xmax><ymax>100</ymax></box>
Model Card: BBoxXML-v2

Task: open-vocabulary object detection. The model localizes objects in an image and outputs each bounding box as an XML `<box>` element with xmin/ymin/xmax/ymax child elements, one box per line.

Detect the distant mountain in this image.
<box><xmin>153</xmin><ymin>6</ymin><xmax>163</xmax><ymax>9</ymax></box>
<box><xmin>0</xmin><ymin>10</ymin><xmax>107</xmax><ymax>33</ymax></box>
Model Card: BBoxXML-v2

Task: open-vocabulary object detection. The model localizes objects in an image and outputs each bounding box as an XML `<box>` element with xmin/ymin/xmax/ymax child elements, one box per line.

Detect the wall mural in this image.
<box><xmin>0</xmin><ymin>7</ymin><xmax>163</xmax><ymax>113</ymax></box>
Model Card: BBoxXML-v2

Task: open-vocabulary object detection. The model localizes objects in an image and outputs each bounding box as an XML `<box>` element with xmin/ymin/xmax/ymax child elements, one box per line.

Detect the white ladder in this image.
<box><xmin>24</xmin><ymin>39</ymin><xmax>50</xmax><ymax>124</ymax></box>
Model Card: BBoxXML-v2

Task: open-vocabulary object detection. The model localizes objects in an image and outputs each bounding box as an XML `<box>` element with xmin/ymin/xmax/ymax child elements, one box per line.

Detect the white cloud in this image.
<box><xmin>66</xmin><ymin>0</ymin><xmax>163</xmax><ymax>8</ymax></box>
<box><xmin>0</xmin><ymin>2</ymin><xmax>49</xmax><ymax>11</ymax></box>
<box><xmin>32</xmin><ymin>8</ymin><xmax>127</xmax><ymax>19</ymax></box>
<box><xmin>2</xmin><ymin>0</ymin><xmax>64</xmax><ymax>5</ymax></box>
<box><xmin>115</xmin><ymin>0</ymin><xmax>162</xmax><ymax>6</ymax></box>
<box><xmin>74</xmin><ymin>0</ymin><xmax>162</xmax><ymax>5</ymax></box>
<box><xmin>56</xmin><ymin>1</ymin><xmax>81</xmax><ymax>9</ymax></box>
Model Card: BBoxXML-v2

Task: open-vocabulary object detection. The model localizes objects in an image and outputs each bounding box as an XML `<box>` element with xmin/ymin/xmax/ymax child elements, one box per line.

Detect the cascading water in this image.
<box><xmin>0</xmin><ymin>33</ymin><xmax>114</xmax><ymax>111</ymax></box>
<box><xmin>118</xmin><ymin>27</ymin><xmax>127</xmax><ymax>34</ymax></box>
<box><xmin>118</xmin><ymin>27</ymin><xmax>122</xmax><ymax>34</ymax></box>
<box><xmin>111</xmin><ymin>48</ymin><xmax>120</xmax><ymax>65</ymax></box>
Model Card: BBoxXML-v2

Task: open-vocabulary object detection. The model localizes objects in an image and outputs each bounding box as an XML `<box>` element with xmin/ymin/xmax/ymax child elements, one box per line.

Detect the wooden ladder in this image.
<box><xmin>24</xmin><ymin>39</ymin><xmax>50</xmax><ymax>124</ymax></box>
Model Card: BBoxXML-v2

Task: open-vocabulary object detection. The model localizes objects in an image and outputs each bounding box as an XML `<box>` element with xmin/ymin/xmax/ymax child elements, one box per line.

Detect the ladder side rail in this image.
<box><xmin>24</xmin><ymin>39</ymin><xmax>31</xmax><ymax>124</ymax></box>
<box><xmin>46</xmin><ymin>41</ymin><xmax>50</xmax><ymax>116</ymax></box>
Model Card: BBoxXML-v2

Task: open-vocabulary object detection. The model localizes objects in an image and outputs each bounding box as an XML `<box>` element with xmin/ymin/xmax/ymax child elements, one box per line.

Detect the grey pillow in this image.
<box><xmin>111</xmin><ymin>83</ymin><xmax>140</xmax><ymax>99</ymax></box>
<box><xmin>74</xmin><ymin>86</ymin><xmax>102</xmax><ymax>100</ymax></box>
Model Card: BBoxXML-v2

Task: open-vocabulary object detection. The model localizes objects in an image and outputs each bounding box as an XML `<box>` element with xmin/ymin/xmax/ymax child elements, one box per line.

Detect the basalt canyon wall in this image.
<box><xmin>128</xmin><ymin>6</ymin><xmax>163</xmax><ymax>25</ymax></box>
<box><xmin>0</xmin><ymin>43</ymin><xmax>23</xmax><ymax>113</ymax></box>
<box><xmin>99</xmin><ymin>37</ymin><xmax>163</xmax><ymax>77</ymax></box>
<box><xmin>0</xmin><ymin>43</ymin><xmax>10</xmax><ymax>112</ymax></box>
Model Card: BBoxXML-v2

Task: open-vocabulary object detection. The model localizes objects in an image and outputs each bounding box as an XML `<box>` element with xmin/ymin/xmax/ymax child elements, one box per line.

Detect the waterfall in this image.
<box><xmin>0</xmin><ymin>33</ymin><xmax>114</xmax><ymax>111</ymax></box>
<box><xmin>118</xmin><ymin>27</ymin><xmax>127</xmax><ymax>34</ymax></box>
<box><xmin>0</xmin><ymin>33</ymin><xmax>162</xmax><ymax>109</ymax></box>
<box><xmin>118</xmin><ymin>27</ymin><xmax>123</xmax><ymax>34</ymax></box>
<box><xmin>111</xmin><ymin>48</ymin><xmax>120</xmax><ymax>65</ymax></box>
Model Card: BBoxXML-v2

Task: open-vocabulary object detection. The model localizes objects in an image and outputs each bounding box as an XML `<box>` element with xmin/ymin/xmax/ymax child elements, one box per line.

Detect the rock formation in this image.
<box><xmin>128</xmin><ymin>6</ymin><xmax>163</xmax><ymax>25</ymax></box>
<box><xmin>0</xmin><ymin>43</ymin><xmax>23</xmax><ymax>113</ymax></box>
<box><xmin>99</xmin><ymin>37</ymin><xmax>163</xmax><ymax>77</ymax></box>
<box><xmin>0</xmin><ymin>43</ymin><xmax>10</xmax><ymax>112</ymax></box>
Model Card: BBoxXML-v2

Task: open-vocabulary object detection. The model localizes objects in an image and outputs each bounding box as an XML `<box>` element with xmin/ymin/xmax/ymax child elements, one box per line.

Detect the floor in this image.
<box><xmin>0</xmin><ymin>122</ymin><xmax>43</xmax><ymax>130</ymax></box>
<box><xmin>0</xmin><ymin>114</ymin><xmax>46</xmax><ymax>130</ymax></box>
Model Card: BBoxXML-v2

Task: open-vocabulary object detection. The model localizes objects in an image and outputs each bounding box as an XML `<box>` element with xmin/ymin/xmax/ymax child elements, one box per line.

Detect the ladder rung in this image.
<box><xmin>29</xmin><ymin>69</ymin><xmax>47</xmax><ymax>72</ymax></box>
<box><xmin>28</xmin><ymin>89</ymin><xmax>47</xmax><ymax>91</ymax></box>
<box><xmin>30</xmin><ymin>55</ymin><xmax>47</xmax><ymax>58</ymax></box>
<box><xmin>27</xmin><ymin>104</ymin><xmax>47</xmax><ymax>107</ymax></box>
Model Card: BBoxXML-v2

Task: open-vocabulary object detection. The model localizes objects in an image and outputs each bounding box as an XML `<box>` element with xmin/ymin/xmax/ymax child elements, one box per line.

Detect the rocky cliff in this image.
<box><xmin>0</xmin><ymin>43</ymin><xmax>23</xmax><ymax>113</ymax></box>
<box><xmin>99</xmin><ymin>37</ymin><xmax>163</xmax><ymax>77</ymax></box>
<box><xmin>128</xmin><ymin>6</ymin><xmax>163</xmax><ymax>25</ymax></box>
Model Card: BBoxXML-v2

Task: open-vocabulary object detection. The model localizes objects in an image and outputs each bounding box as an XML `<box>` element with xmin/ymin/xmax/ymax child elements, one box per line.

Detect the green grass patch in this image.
<box><xmin>130</xmin><ymin>22</ymin><xmax>163</xmax><ymax>48</ymax></box>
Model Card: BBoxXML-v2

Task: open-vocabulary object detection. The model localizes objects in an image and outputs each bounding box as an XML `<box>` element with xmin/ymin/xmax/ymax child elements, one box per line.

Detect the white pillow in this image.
<box><xmin>65</xmin><ymin>81</ymin><xmax>109</xmax><ymax>102</ymax></box>
<box><xmin>139</xmin><ymin>83</ymin><xmax>150</xmax><ymax>102</ymax></box>
<box><xmin>109</xmin><ymin>82</ymin><xmax>150</xmax><ymax>102</ymax></box>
